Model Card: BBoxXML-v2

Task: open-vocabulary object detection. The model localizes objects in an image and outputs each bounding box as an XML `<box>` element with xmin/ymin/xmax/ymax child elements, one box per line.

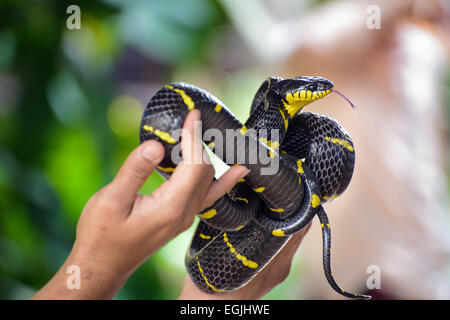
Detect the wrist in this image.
<box><xmin>33</xmin><ymin>243</ymin><xmax>130</xmax><ymax>300</ymax></box>
<box><xmin>65</xmin><ymin>242</ymin><xmax>131</xmax><ymax>299</ymax></box>
<box><xmin>178</xmin><ymin>276</ymin><xmax>216</xmax><ymax>300</ymax></box>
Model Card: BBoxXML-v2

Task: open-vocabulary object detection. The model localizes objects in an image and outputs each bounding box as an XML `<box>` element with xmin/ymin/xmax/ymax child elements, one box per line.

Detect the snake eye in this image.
<box><xmin>307</xmin><ymin>84</ymin><xmax>317</xmax><ymax>92</ymax></box>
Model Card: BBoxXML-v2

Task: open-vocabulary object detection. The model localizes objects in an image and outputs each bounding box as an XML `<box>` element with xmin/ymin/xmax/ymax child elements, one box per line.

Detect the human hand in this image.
<box><xmin>178</xmin><ymin>223</ymin><xmax>312</xmax><ymax>300</ymax></box>
<box><xmin>32</xmin><ymin>110</ymin><xmax>249</xmax><ymax>299</ymax></box>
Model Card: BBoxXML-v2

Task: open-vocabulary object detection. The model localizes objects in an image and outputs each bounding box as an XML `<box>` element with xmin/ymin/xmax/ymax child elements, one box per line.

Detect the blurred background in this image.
<box><xmin>0</xmin><ymin>0</ymin><xmax>449</xmax><ymax>299</ymax></box>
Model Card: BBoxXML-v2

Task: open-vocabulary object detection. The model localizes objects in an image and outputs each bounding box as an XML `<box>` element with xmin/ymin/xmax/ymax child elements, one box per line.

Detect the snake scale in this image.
<box><xmin>139</xmin><ymin>76</ymin><xmax>371</xmax><ymax>299</ymax></box>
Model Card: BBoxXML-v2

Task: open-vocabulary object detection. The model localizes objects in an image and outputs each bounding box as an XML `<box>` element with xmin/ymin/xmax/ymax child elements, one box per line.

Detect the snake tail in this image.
<box><xmin>317</xmin><ymin>206</ymin><xmax>371</xmax><ymax>299</ymax></box>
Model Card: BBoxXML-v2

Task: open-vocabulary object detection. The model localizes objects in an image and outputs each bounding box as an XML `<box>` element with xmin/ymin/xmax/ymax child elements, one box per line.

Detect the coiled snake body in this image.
<box><xmin>140</xmin><ymin>76</ymin><xmax>370</xmax><ymax>299</ymax></box>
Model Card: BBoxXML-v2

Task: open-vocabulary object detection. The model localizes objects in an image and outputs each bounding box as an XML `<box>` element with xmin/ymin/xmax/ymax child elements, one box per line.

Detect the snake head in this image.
<box><xmin>276</xmin><ymin>76</ymin><xmax>334</xmax><ymax>117</ymax></box>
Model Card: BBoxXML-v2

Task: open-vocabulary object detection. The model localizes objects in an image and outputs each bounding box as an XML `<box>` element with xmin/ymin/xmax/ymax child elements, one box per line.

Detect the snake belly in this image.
<box><xmin>139</xmin><ymin>77</ymin><xmax>370</xmax><ymax>299</ymax></box>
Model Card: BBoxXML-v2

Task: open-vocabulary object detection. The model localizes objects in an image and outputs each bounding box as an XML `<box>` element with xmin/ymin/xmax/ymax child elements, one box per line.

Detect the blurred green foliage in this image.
<box><xmin>0</xmin><ymin>0</ymin><xmax>232</xmax><ymax>299</ymax></box>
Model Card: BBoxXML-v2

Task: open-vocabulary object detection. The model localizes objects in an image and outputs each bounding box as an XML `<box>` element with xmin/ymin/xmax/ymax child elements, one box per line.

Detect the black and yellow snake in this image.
<box><xmin>139</xmin><ymin>76</ymin><xmax>371</xmax><ymax>299</ymax></box>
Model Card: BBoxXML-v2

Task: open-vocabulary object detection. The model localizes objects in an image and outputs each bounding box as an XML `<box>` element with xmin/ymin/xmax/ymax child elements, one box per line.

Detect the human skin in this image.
<box><xmin>32</xmin><ymin>110</ymin><xmax>310</xmax><ymax>300</ymax></box>
<box><xmin>178</xmin><ymin>225</ymin><xmax>310</xmax><ymax>300</ymax></box>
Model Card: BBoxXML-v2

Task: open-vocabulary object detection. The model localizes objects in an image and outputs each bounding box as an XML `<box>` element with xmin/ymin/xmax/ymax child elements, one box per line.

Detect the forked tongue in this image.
<box><xmin>331</xmin><ymin>89</ymin><xmax>356</xmax><ymax>110</ymax></box>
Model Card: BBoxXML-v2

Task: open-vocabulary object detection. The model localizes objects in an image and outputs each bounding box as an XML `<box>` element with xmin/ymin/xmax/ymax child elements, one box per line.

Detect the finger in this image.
<box><xmin>108</xmin><ymin>140</ymin><xmax>165</xmax><ymax>211</ymax></box>
<box><xmin>201</xmin><ymin>165</ymin><xmax>250</xmax><ymax>210</ymax></box>
<box><xmin>165</xmin><ymin>110</ymin><xmax>213</xmax><ymax>195</ymax></box>
<box><xmin>180</xmin><ymin>109</ymin><xmax>203</xmax><ymax>163</ymax></box>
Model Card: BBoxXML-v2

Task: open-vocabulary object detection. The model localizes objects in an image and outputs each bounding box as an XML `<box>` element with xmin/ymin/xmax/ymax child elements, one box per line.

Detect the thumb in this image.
<box><xmin>108</xmin><ymin>140</ymin><xmax>165</xmax><ymax>210</ymax></box>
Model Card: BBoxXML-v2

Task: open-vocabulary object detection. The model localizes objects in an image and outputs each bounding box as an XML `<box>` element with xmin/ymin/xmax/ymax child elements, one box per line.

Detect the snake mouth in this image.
<box><xmin>277</xmin><ymin>76</ymin><xmax>334</xmax><ymax>117</ymax></box>
<box><xmin>282</xmin><ymin>87</ymin><xmax>357</xmax><ymax>118</ymax></box>
<box><xmin>282</xmin><ymin>88</ymin><xmax>332</xmax><ymax>117</ymax></box>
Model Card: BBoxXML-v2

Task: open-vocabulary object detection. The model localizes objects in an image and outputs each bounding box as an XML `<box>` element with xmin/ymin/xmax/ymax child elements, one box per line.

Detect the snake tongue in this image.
<box><xmin>331</xmin><ymin>89</ymin><xmax>357</xmax><ymax>110</ymax></box>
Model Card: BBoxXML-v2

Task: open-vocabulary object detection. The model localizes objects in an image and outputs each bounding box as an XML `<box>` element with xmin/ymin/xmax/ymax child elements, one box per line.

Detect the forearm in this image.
<box><xmin>32</xmin><ymin>248</ymin><xmax>129</xmax><ymax>300</ymax></box>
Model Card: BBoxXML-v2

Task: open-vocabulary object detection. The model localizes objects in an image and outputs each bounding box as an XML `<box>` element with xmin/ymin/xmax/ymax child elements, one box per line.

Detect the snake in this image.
<box><xmin>139</xmin><ymin>76</ymin><xmax>371</xmax><ymax>299</ymax></box>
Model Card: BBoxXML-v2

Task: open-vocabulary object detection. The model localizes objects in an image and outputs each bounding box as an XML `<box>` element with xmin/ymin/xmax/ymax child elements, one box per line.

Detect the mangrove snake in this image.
<box><xmin>139</xmin><ymin>76</ymin><xmax>371</xmax><ymax>299</ymax></box>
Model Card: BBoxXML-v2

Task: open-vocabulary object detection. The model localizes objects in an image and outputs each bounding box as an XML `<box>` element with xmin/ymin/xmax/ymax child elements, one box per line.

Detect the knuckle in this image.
<box><xmin>160</xmin><ymin>210</ymin><xmax>178</xmax><ymax>226</ymax></box>
<box><xmin>156</xmin><ymin>198</ymin><xmax>184</xmax><ymax>224</ymax></box>
<box><xmin>180</xmin><ymin>215</ymin><xmax>195</xmax><ymax>232</ymax></box>
<box><xmin>95</xmin><ymin>190</ymin><xmax>122</xmax><ymax>212</ymax></box>
<box><xmin>278</xmin><ymin>264</ymin><xmax>292</xmax><ymax>283</ymax></box>
<box><xmin>124</xmin><ymin>164</ymin><xmax>148</xmax><ymax>181</ymax></box>
<box><xmin>158</xmin><ymin>201</ymin><xmax>194</xmax><ymax>233</ymax></box>
<box><xmin>205</xmin><ymin>163</ymin><xmax>215</xmax><ymax>176</ymax></box>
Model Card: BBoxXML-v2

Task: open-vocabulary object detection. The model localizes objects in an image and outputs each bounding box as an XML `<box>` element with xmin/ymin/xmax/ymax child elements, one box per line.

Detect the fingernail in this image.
<box><xmin>142</xmin><ymin>145</ymin><xmax>163</xmax><ymax>163</ymax></box>
<box><xmin>192</xmin><ymin>109</ymin><xmax>201</xmax><ymax>119</ymax></box>
<box><xmin>238</xmin><ymin>166</ymin><xmax>251</xmax><ymax>179</ymax></box>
